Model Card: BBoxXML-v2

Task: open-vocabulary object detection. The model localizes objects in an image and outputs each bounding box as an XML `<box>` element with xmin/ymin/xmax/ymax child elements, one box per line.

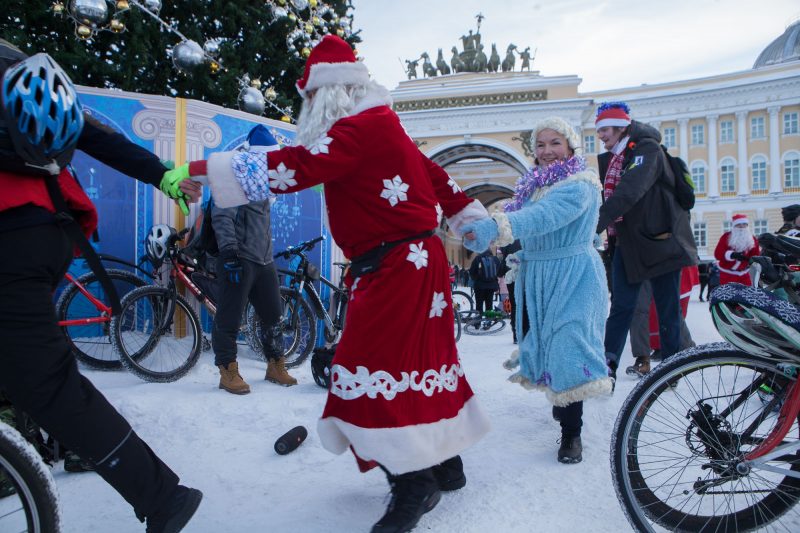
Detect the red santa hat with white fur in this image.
<box><xmin>295</xmin><ymin>35</ymin><xmax>369</xmax><ymax>98</ymax></box>
<box><xmin>731</xmin><ymin>213</ymin><xmax>750</xmax><ymax>226</ymax></box>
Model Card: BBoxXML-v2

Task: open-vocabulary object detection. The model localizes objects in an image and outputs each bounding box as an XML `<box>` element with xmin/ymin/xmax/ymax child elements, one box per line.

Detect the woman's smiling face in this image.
<box><xmin>535</xmin><ymin>128</ymin><xmax>573</xmax><ymax>166</ymax></box>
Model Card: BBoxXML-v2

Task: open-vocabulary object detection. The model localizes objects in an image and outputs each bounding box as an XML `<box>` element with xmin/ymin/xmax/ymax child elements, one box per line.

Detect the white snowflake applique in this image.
<box><xmin>309</xmin><ymin>135</ymin><xmax>333</xmax><ymax>155</ymax></box>
<box><xmin>429</xmin><ymin>292</ymin><xmax>447</xmax><ymax>318</ymax></box>
<box><xmin>406</xmin><ymin>242</ymin><xmax>428</xmax><ymax>270</ymax></box>
<box><xmin>447</xmin><ymin>177</ymin><xmax>462</xmax><ymax>194</ymax></box>
<box><xmin>268</xmin><ymin>162</ymin><xmax>298</xmax><ymax>191</ymax></box>
<box><xmin>350</xmin><ymin>277</ymin><xmax>360</xmax><ymax>301</ymax></box>
<box><xmin>380</xmin><ymin>175</ymin><xmax>409</xmax><ymax>207</ymax></box>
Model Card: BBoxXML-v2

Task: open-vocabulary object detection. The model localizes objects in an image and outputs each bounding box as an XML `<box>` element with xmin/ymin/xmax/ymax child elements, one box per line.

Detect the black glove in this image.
<box><xmin>730</xmin><ymin>251</ymin><xmax>748</xmax><ymax>261</ymax></box>
<box><xmin>221</xmin><ymin>250</ymin><xmax>243</xmax><ymax>284</ymax></box>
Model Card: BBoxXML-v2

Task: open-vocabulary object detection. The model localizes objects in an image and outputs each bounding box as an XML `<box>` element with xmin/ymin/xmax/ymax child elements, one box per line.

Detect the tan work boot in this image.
<box><xmin>265</xmin><ymin>358</ymin><xmax>298</xmax><ymax>386</ymax></box>
<box><xmin>625</xmin><ymin>356</ymin><xmax>651</xmax><ymax>379</ymax></box>
<box><xmin>218</xmin><ymin>362</ymin><xmax>251</xmax><ymax>394</ymax></box>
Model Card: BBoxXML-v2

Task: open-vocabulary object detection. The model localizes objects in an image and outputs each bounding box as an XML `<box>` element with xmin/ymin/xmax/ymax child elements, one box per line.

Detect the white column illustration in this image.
<box><xmin>736</xmin><ymin>111</ymin><xmax>750</xmax><ymax>196</ymax></box>
<box><xmin>707</xmin><ymin>114</ymin><xmax>719</xmax><ymax>197</ymax></box>
<box><xmin>678</xmin><ymin>118</ymin><xmax>689</xmax><ymax>163</ymax></box>
<box><xmin>768</xmin><ymin>106</ymin><xmax>782</xmax><ymax>194</ymax></box>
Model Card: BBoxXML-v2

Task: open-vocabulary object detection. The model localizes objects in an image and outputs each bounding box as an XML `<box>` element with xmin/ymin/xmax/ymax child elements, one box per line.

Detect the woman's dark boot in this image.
<box><xmin>371</xmin><ymin>468</ymin><xmax>441</xmax><ymax>533</ymax></box>
<box><xmin>431</xmin><ymin>455</ymin><xmax>466</xmax><ymax>491</ymax></box>
<box><xmin>557</xmin><ymin>435</ymin><xmax>583</xmax><ymax>464</ymax></box>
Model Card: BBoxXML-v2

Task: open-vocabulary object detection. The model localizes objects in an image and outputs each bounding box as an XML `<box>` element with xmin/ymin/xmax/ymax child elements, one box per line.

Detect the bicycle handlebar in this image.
<box><xmin>274</xmin><ymin>235</ymin><xmax>326</xmax><ymax>260</ymax></box>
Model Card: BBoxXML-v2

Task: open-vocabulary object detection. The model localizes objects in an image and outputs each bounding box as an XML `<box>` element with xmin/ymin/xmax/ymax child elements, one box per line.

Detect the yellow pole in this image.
<box><xmin>174</xmin><ymin>97</ymin><xmax>188</xmax><ymax>337</ymax></box>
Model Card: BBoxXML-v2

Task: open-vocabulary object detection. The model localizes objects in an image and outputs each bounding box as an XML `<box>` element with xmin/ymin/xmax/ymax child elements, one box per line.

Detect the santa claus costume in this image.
<box><xmin>714</xmin><ymin>214</ymin><xmax>760</xmax><ymax>286</ymax></box>
<box><xmin>189</xmin><ymin>35</ymin><xmax>491</xmax><ymax>532</ymax></box>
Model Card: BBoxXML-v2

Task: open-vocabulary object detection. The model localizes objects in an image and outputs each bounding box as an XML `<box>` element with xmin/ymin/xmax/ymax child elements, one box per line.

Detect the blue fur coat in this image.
<box><xmin>463</xmin><ymin>170</ymin><xmax>612</xmax><ymax>405</ymax></box>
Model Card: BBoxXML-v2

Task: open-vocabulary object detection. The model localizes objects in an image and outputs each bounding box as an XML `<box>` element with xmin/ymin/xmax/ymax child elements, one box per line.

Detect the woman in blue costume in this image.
<box><xmin>462</xmin><ymin>117</ymin><xmax>612</xmax><ymax>464</ymax></box>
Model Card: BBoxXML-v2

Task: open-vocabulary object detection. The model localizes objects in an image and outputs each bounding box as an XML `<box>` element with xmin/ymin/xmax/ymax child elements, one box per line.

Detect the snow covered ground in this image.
<box><xmin>56</xmin><ymin>288</ymin><xmax>725</xmax><ymax>532</ymax></box>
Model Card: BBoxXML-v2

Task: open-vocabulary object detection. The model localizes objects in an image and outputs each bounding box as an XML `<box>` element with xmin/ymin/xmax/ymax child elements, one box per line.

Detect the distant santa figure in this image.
<box><xmin>714</xmin><ymin>213</ymin><xmax>760</xmax><ymax>286</ymax></box>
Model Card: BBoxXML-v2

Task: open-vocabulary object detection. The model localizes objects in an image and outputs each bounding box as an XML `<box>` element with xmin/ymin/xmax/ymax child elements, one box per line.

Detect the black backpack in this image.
<box><xmin>660</xmin><ymin>145</ymin><xmax>695</xmax><ymax>211</ymax></box>
<box><xmin>479</xmin><ymin>255</ymin><xmax>498</xmax><ymax>282</ymax></box>
<box><xmin>183</xmin><ymin>198</ymin><xmax>218</xmax><ymax>270</ymax></box>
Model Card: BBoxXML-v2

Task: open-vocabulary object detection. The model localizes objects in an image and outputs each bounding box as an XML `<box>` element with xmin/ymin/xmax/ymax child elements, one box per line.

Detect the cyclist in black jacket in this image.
<box><xmin>0</xmin><ymin>41</ymin><xmax>202</xmax><ymax>531</ymax></box>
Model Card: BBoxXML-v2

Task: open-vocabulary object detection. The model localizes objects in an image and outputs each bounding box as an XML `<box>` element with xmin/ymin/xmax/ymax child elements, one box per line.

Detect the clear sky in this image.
<box><xmin>350</xmin><ymin>0</ymin><xmax>800</xmax><ymax>92</ymax></box>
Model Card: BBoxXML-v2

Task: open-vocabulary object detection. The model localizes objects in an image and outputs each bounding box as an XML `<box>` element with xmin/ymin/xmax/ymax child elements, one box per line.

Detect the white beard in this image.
<box><xmin>728</xmin><ymin>226</ymin><xmax>755</xmax><ymax>252</ymax></box>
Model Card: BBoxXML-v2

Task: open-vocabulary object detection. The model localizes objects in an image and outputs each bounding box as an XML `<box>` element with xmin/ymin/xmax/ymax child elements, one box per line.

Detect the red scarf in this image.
<box><xmin>603</xmin><ymin>152</ymin><xmax>625</xmax><ymax>236</ymax></box>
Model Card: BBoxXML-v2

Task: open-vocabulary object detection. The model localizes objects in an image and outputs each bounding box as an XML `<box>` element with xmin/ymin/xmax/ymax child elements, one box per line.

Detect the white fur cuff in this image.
<box><xmin>446</xmin><ymin>199</ymin><xmax>489</xmax><ymax>236</ymax></box>
<box><xmin>207</xmin><ymin>151</ymin><xmax>249</xmax><ymax>208</ymax></box>
<box><xmin>492</xmin><ymin>212</ymin><xmax>514</xmax><ymax>247</ymax></box>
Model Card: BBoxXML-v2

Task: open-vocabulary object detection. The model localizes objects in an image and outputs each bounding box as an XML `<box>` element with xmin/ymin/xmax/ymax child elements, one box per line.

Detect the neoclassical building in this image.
<box><xmin>393</xmin><ymin>21</ymin><xmax>800</xmax><ymax>263</ymax></box>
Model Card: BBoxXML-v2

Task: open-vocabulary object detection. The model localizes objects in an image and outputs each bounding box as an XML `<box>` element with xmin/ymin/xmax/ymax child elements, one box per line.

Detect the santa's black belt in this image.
<box><xmin>349</xmin><ymin>230</ymin><xmax>435</xmax><ymax>277</ymax></box>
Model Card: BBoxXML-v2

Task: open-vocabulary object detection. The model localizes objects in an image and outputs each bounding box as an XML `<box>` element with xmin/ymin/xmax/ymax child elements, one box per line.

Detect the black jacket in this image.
<box><xmin>597</xmin><ymin>121</ymin><xmax>697</xmax><ymax>283</ymax></box>
<box><xmin>469</xmin><ymin>251</ymin><xmax>501</xmax><ymax>290</ymax></box>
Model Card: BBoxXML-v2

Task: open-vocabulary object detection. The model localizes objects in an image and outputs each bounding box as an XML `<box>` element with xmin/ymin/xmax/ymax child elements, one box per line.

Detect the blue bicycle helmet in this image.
<box><xmin>0</xmin><ymin>52</ymin><xmax>84</xmax><ymax>171</ymax></box>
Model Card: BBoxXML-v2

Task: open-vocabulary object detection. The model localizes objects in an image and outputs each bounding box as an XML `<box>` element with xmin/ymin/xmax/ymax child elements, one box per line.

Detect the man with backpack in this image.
<box><xmin>469</xmin><ymin>249</ymin><xmax>501</xmax><ymax>325</ymax></box>
<box><xmin>594</xmin><ymin>101</ymin><xmax>698</xmax><ymax>385</ymax></box>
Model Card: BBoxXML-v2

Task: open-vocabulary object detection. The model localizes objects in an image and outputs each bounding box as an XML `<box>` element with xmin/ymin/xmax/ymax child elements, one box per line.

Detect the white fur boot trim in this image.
<box><xmin>502</xmin><ymin>349</ymin><xmax>520</xmax><ymax>370</ymax></box>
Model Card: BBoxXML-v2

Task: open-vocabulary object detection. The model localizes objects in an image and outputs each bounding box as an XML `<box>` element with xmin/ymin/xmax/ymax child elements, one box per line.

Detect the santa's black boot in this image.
<box><xmin>372</xmin><ymin>468</ymin><xmax>441</xmax><ymax>533</ymax></box>
<box><xmin>431</xmin><ymin>455</ymin><xmax>466</xmax><ymax>492</ymax></box>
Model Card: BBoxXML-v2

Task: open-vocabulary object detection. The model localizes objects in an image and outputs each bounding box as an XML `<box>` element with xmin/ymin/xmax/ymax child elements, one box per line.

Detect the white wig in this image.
<box><xmin>531</xmin><ymin>117</ymin><xmax>582</xmax><ymax>157</ymax></box>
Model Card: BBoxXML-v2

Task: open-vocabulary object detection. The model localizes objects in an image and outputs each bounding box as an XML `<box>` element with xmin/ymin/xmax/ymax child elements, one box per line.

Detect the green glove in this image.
<box><xmin>160</xmin><ymin>159</ymin><xmax>175</xmax><ymax>170</ymax></box>
<box><xmin>160</xmin><ymin>163</ymin><xmax>190</xmax><ymax>199</ymax></box>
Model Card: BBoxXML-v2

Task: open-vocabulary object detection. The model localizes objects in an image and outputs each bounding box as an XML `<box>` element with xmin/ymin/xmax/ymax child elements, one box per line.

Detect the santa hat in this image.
<box><xmin>296</xmin><ymin>35</ymin><xmax>369</xmax><ymax>98</ymax></box>
<box><xmin>731</xmin><ymin>213</ymin><xmax>750</xmax><ymax>226</ymax></box>
<box><xmin>243</xmin><ymin>124</ymin><xmax>280</xmax><ymax>153</ymax></box>
<box><xmin>595</xmin><ymin>102</ymin><xmax>632</xmax><ymax>129</ymax></box>
<box><xmin>532</xmin><ymin>117</ymin><xmax>582</xmax><ymax>156</ymax></box>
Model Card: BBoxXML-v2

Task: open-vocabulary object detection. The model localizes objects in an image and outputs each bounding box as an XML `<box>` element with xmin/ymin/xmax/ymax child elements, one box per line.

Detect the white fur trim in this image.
<box><xmin>508</xmin><ymin>375</ymin><xmax>614</xmax><ymax>406</ymax></box>
<box><xmin>244</xmin><ymin>144</ymin><xmax>280</xmax><ymax>153</ymax></box>
<box><xmin>595</xmin><ymin>118</ymin><xmax>631</xmax><ymax>129</ymax></box>
<box><xmin>492</xmin><ymin>212</ymin><xmax>514</xmax><ymax>247</ymax></box>
<box><xmin>529</xmin><ymin>168</ymin><xmax>601</xmax><ymax>204</ymax></box>
<box><xmin>316</xmin><ymin>395</ymin><xmax>491</xmax><ymax>475</ymax></box>
<box><xmin>502</xmin><ymin>349</ymin><xmax>520</xmax><ymax>370</ymax></box>
<box><xmin>533</xmin><ymin>117</ymin><xmax>582</xmax><ymax>156</ymax></box>
<box><xmin>724</xmin><ymin>250</ymin><xmax>735</xmax><ymax>261</ymax></box>
<box><xmin>446</xmin><ymin>199</ymin><xmax>489</xmax><ymax>236</ymax></box>
<box><xmin>207</xmin><ymin>151</ymin><xmax>249</xmax><ymax>208</ymax></box>
<box><xmin>299</xmin><ymin>61</ymin><xmax>370</xmax><ymax>96</ymax></box>
<box><xmin>349</xmin><ymin>82</ymin><xmax>393</xmax><ymax>116</ymax></box>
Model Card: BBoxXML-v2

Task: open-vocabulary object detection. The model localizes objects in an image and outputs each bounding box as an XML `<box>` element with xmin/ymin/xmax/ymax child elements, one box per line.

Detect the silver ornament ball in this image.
<box><xmin>292</xmin><ymin>0</ymin><xmax>309</xmax><ymax>10</ymax></box>
<box><xmin>70</xmin><ymin>0</ymin><xmax>108</xmax><ymax>26</ymax></box>
<box><xmin>172</xmin><ymin>40</ymin><xmax>205</xmax><ymax>72</ymax></box>
<box><xmin>203</xmin><ymin>39</ymin><xmax>221</xmax><ymax>58</ymax></box>
<box><xmin>238</xmin><ymin>87</ymin><xmax>265</xmax><ymax>115</ymax></box>
<box><xmin>143</xmin><ymin>0</ymin><xmax>162</xmax><ymax>13</ymax></box>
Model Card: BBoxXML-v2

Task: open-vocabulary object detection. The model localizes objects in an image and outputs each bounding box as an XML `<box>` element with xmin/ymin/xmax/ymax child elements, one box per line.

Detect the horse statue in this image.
<box><xmin>420</xmin><ymin>52</ymin><xmax>437</xmax><ymax>78</ymax></box>
<box><xmin>501</xmin><ymin>44</ymin><xmax>517</xmax><ymax>72</ymax></box>
<box><xmin>404</xmin><ymin>59</ymin><xmax>419</xmax><ymax>79</ymax></box>
<box><xmin>450</xmin><ymin>46</ymin><xmax>466</xmax><ymax>73</ymax></box>
<box><xmin>519</xmin><ymin>47</ymin><xmax>533</xmax><ymax>71</ymax></box>
<box><xmin>488</xmin><ymin>43</ymin><xmax>500</xmax><ymax>73</ymax></box>
<box><xmin>472</xmin><ymin>43</ymin><xmax>488</xmax><ymax>72</ymax></box>
<box><xmin>436</xmin><ymin>48</ymin><xmax>451</xmax><ymax>75</ymax></box>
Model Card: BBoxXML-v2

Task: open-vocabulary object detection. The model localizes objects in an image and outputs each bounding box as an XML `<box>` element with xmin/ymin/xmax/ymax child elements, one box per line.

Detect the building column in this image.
<box><xmin>736</xmin><ymin>111</ymin><xmax>750</xmax><ymax>196</ymax></box>
<box><xmin>678</xmin><ymin>118</ymin><xmax>689</xmax><ymax>162</ymax></box>
<box><xmin>707</xmin><ymin>114</ymin><xmax>719</xmax><ymax>197</ymax></box>
<box><xmin>768</xmin><ymin>106</ymin><xmax>782</xmax><ymax>194</ymax></box>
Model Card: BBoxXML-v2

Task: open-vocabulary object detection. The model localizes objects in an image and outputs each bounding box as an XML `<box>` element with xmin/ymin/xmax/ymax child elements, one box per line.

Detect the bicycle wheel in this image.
<box><xmin>247</xmin><ymin>287</ymin><xmax>317</xmax><ymax>368</ymax></box>
<box><xmin>451</xmin><ymin>290</ymin><xmax>474</xmax><ymax>314</ymax></box>
<box><xmin>56</xmin><ymin>268</ymin><xmax>146</xmax><ymax>370</ymax></box>
<box><xmin>612</xmin><ymin>343</ymin><xmax>800</xmax><ymax>532</ymax></box>
<box><xmin>110</xmin><ymin>286</ymin><xmax>202</xmax><ymax>383</ymax></box>
<box><xmin>453</xmin><ymin>308</ymin><xmax>462</xmax><ymax>343</ymax></box>
<box><xmin>0</xmin><ymin>423</ymin><xmax>59</xmax><ymax>533</ymax></box>
<box><xmin>463</xmin><ymin>315</ymin><xmax>506</xmax><ymax>336</ymax></box>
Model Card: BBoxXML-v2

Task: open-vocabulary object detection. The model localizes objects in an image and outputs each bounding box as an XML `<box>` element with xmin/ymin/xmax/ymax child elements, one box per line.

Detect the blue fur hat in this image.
<box><xmin>244</xmin><ymin>125</ymin><xmax>279</xmax><ymax>152</ymax></box>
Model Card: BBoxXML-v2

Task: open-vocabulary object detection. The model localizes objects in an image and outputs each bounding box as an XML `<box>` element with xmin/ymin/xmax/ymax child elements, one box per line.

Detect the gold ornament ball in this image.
<box><xmin>264</xmin><ymin>87</ymin><xmax>277</xmax><ymax>101</ymax></box>
<box><xmin>336</xmin><ymin>28</ymin><xmax>344</xmax><ymax>37</ymax></box>
<box><xmin>52</xmin><ymin>2</ymin><xmax>65</xmax><ymax>14</ymax></box>
<box><xmin>209</xmin><ymin>61</ymin><xmax>220</xmax><ymax>74</ymax></box>
<box><xmin>276</xmin><ymin>0</ymin><xmax>286</xmax><ymax>5</ymax></box>
<box><xmin>280</xmin><ymin>115</ymin><xmax>292</xmax><ymax>123</ymax></box>
<box><xmin>309</xmin><ymin>0</ymin><xmax>318</xmax><ymax>7</ymax></box>
<box><xmin>301</xmin><ymin>47</ymin><xmax>311</xmax><ymax>58</ymax></box>
<box><xmin>304</xmin><ymin>23</ymin><xmax>313</xmax><ymax>34</ymax></box>
<box><xmin>115</xmin><ymin>0</ymin><xmax>129</xmax><ymax>10</ymax></box>
<box><xmin>312</xmin><ymin>16</ymin><xmax>321</xmax><ymax>26</ymax></box>
<box><xmin>250</xmin><ymin>78</ymin><xmax>263</xmax><ymax>90</ymax></box>
<box><xmin>110</xmin><ymin>18</ymin><xmax>125</xmax><ymax>33</ymax></box>
<box><xmin>76</xmin><ymin>24</ymin><xmax>93</xmax><ymax>39</ymax></box>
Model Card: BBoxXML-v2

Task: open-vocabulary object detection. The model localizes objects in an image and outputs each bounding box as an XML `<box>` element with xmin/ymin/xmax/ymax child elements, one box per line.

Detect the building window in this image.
<box><xmin>720</xmin><ymin>120</ymin><xmax>734</xmax><ymax>143</ymax></box>
<box><xmin>583</xmin><ymin>135</ymin><xmax>595</xmax><ymax>154</ymax></box>
<box><xmin>750</xmin><ymin>116</ymin><xmax>765</xmax><ymax>139</ymax></box>
<box><xmin>690</xmin><ymin>162</ymin><xmax>706</xmax><ymax>193</ymax></box>
<box><xmin>691</xmin><ymin>124</ymin><xmax>704</xmax><ymax>145</ymax></box>
<box><xmin>751</xmin><ymin>156</ymin><xmax>767</xmax><ymax>191</ymax></box>
<box><xmin>720</xmin><ymin>158</ymin><xmax>736</xmax><ymax>193</ymax></box>
<box><xmin>785</xmin><ymin>112</ymin><xmax>799</xmax><ymax>135</ymax></box>
<box><xmin>663</xmin><ymin>127</ymin><xmax>676</xmax><ymax>148</ymax></box>
<box><xmin>693</xmin><ymin>221</ymin><xmax>707</xmax><ymax>248</ymax></box>
<box><xmin>723</xmin><ymin>221</ymin><xmax>732</xmax><ymax>234</ymax></box>
<box><xmin>754</xmin><ymin>219</ymin><xmax>769</xmax><ymax>236</ymax></box>
<box><xmin>785</xmin><ymin>153</ymin><xmax>800</xmax><ymax>188</ymax></box>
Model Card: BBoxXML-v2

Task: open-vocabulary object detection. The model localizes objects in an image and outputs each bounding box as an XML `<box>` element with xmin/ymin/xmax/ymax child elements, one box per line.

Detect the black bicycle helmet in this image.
<box><xmin>1</xmin><ymin>52</ymin><xmax>84</xmax><ymax>171</ymax></box>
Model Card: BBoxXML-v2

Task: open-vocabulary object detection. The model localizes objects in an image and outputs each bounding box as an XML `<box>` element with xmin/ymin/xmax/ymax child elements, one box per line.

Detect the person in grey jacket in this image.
<box><xmin>212</xmin><ymin>126</ymin><xmax>296</xmax><ymax>393</ymax></box>
<box><xmin>594</xmin><ymin>102</ymin><xmax>698</xmax><ymax>384</ymax></box>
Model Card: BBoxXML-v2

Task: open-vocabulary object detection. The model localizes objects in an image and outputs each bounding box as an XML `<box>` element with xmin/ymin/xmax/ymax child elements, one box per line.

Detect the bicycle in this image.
<box><xmin>451</xmin><ymin>289</ymin><xmax>474</xmax><ymax>313</ymax></box>
<box><xmin>460</xmin><ymin>308</ymin><xmax>508</xmax><ymax>336</ymax></box>
<box><xmin>265</xmin><ymin>236</ymin><xmax>348</xmax><ymax>368</ymax></box>
<box><xmin>611</xmin><ymin>233</ymin><xmax>800</xmax><ymax>532</ymax></box>
<box><xmin>0</xmin><ymin>421</ymin><xmax>59</xmax><ymax>533</ymax></box>
<box><xmin>55</xmin><ymin>254</ymin><xmax>154</xmax><ymax>370</ymax></box>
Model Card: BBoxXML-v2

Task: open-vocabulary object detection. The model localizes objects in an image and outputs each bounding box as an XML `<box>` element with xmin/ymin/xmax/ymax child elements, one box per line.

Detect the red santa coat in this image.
<box><xmin>207</xmin><ymin>103</ymin><xmax>491</xmax><ymax>474</ymax></box>
<box><xmin>713</xmin><ymin>231</ymin><xmax>760</xmax><ymax>286</ymax></box>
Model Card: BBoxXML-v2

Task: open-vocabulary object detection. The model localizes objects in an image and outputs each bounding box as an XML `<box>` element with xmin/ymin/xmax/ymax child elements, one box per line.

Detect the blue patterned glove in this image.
<box><xmin>221</xmin><ymin>250</ymin><xmax>243</xmax><ymax>284</ymax></box>
<box><xmin>461</xmin><ymin>218</ymin><xmax>498</xmax><ymax>253</ymax></box>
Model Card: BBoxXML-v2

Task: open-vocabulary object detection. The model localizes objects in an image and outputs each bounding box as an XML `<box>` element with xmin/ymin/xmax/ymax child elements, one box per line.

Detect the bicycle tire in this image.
<box><xmin>111</xmin><ymin>286</ymin><xmax>202</xmax><ymax>383</ymax></box>
<box><xmin>612</xmin><ymin>343</ymin><xmax>800</xmax><ymax>532</ymax></box>
<box><xmin>247</xmin><ymin>287</ymin><xmax>317</xmax><ymax>368</ymax></box>
<box><xmin>0</xmin><ymin>423</ymin><xmax>60</xmax><ymax>533</ymax></box>
<box><xmin>451</xmin><ymin>290</ymin><xmax>474</xmax><ymax>313</ymax></box>
<box><xmin>56</xmin><ymin>268</ymin><xmax>146</xmax><ymax>370</ymax></box>
<box><xmin>463</xmin><ymin>316</ymin><xmax>506</xmax><ymax>336</ymax></box>
<box><xmin>453</xmin><ymin>308</ymin><xmax>462</xmax><ymax>343</ymax></box>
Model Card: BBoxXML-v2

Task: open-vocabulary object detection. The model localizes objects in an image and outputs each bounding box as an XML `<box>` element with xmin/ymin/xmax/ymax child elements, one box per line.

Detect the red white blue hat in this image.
<box><xmin>595</xmin><ymin>102</ymin><xmax>631</xmax><ymax>129</ymax></box>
